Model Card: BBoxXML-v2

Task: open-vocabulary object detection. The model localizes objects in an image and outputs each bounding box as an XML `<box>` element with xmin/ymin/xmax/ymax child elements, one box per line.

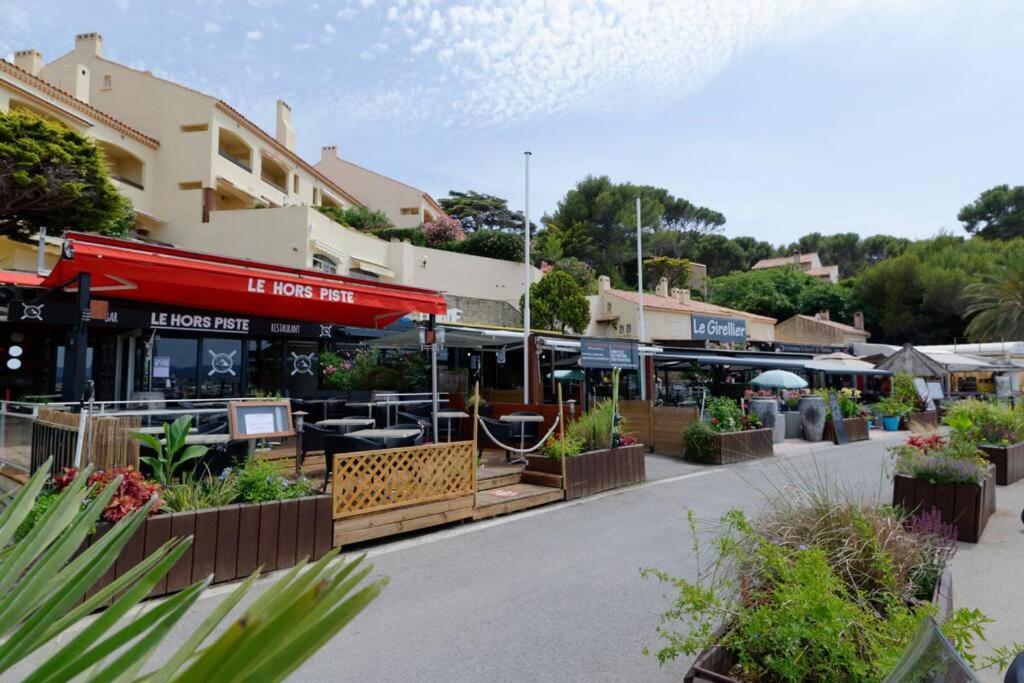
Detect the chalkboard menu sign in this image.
<box><xmin>827</xmin><ymin>392</ymin><xmax>848</xmax><ymax>445</ymax></box>
<box><xmin>228</xmin><ymin>401</ymin><xmax>294</xmax><ymax>440</ymax></box>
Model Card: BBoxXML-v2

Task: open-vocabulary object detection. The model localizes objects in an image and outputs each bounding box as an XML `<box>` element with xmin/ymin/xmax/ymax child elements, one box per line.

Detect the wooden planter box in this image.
<box><xmin>978</xmin><ymin>442</ymin><xmax>1024</xmax><ymax>486</ymax></box>
<box><xmin>83</xmin><ymin>495</ymin><xmax>333</xmax><ymax>601</ymax></box>
<box><xmin>526</xmin><ymin>444</ymin><xmax>645</xmax><ymax>501</ymax></box>
<box><xmin>904</xmin><ymin>410</ymin><xmax>939</xmax><ymax>432</ymax></box>
<box><xmin>702</xmin><ymin>428</ymin><xmax>773</xmax><ymax>465</ymax></box>
<box><xmin>684</xmin><ymin>568</ymin><xmax>954</xmax><ymax>682</ymax></box>
<box><xmin>822</xmin><ymin>417</ymin><xmax>870</xmax><ymax>445</ymax></box>
<box><xmin>892</xmin><ymin>474</ymin><xmax>996</xmax><ymax>543</ymax></box>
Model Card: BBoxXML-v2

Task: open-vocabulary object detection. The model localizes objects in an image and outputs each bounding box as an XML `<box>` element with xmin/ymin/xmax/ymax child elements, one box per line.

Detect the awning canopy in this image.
<box><xmin>656</xmin><ymin>352</ymin><xmax>892</xmax><ymax>376</ymax></box>
<box><xmin>0</xmin><ymin>270</ymin><xmax>45</xmax><ymax>287</ymax></box>
<box><xmin>41</xmin><ymin>233</ymin><xmax>446</xmax><ymax>328</ymax></box>
<box><xmin>368</xmin><ymin>324</ymin><xmax>523</xmax><ymax>350</ymax></box>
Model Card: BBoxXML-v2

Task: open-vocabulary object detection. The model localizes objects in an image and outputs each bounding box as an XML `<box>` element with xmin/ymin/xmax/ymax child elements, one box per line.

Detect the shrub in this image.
<box><xmin>891</xmin><ymin>371</ymin><xmax>922</xmax><ymax>409</ymax></box>
<box><xmin>542</xmin><ymin>435</ymin><xmax>584</xmax><ymax>459</ymax></box>
<box><xmin>549</xmin><ymin>257</ymin><xmax>597</xmax><ymax>293</ymax></box>
<box><xmin>319</xmin><ymin>350</ymin><xmax>354</xmax><ymax>390</ymax></box>
<box><xmin>14</xmin><ymin>491</ymin><xmax>58</xmax><ymax>542</ymax></box>
<box><xmin>369</xmin><ymin>226</ymin><xmax>427</xmax><ymax>246</ymax></box>
<box><xmin>682</xmin><ymin>421</ymin><xmax>716</xmax><ymax>463</ymax></box>
<box><xmin>877</xmin><ymin>395</ymin><xmax>913</xmax><ymax>418</ymax></box>
<box><xmin>232</xmin><ymin>459</ymin><xmax>318</xmax><ymax>503</ymax></box>
<box><xmin>162</xmin><ymin>469</ymin><xmax>239</xmax><ymax>512</ymax></box>
<box><xmin>55</xmin><ymin>466</ymin><xmax>163</xmax><ymax>523</ymax></box>
<box><xmin>424</xmin><ymin>215</ymin><xmax>466</xmax><ymax>245</ymax></box>
<box><xmin>705</xmin><ymin>397</ymin><xmax>759</xmax><ymax>432</ymax></box>
<box><xmin>453</xmin><ymin>229</ymin><xmax>524</xmax><ymax>261</ymax></box>
<box><xmin>889</xmin><ymin>434</ymin><xmax>991</xmax><ymax>484</ymax></box>
<box><xmin>566</xmin><ymin>401</ymin><xmax>618</xmax><ymax>451</ymax></box>
<box><xmin>943</xmin><ymin>398</ymin><xmax>1024</xmax><ymax>445</ymax></box>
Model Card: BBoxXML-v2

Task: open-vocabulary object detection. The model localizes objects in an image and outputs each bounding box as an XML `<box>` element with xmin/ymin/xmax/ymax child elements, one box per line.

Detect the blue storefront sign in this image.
<box><xmin>580</xmin><ymin>339</ymin><xmax>638</xmax><ymax>369</ymax></box>
<box><xmin>691</xmin><ymin>314</ymin><xmax>747</xmax><ymax>343</ymax></box>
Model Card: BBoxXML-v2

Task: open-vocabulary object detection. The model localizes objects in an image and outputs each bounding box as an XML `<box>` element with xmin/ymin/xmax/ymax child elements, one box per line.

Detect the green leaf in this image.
<box><xmin>0</xmin><ymin>457</ymin><xmax>52</xmax><ymax>549</ymax></box>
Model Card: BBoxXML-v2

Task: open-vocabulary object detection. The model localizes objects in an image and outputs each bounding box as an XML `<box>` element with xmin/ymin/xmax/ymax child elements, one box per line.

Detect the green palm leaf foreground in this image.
<box><xmin>964</xmin><ymin>249</ymin><xmax>1024</xmax><ymax>341</ymax></box>
<box><xmin>0</xmin><ymin>458</ymin><xmax>385</xmax><ymax>682</ymax></box>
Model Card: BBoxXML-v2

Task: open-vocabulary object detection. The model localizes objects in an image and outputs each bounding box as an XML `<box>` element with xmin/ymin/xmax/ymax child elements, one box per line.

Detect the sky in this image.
<box><xmin>3</xmin><ymin>0</ymin><xmax>1023</xmax><ymax>245</ymax></box>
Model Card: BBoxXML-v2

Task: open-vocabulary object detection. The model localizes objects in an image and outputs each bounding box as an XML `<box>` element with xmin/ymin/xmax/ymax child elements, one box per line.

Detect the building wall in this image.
<box><xmin>442</xmin><ymin>295</ymin><xmax>522</xmax><ymax>327</ymax></box>
<box><xmin>387</xmin><ymin>241</ymin><xmax>539</xmax><ymax>304</ymax></box>
<box><xmin>316</xmin><ymin>148</ymin><xmax>434</xmax><ymax>228</ymax></box>
<box><xmin>586</xmin><ymin>292</ymin><xmax>775</xmax><ymax>343</ymax></box>
<box><xmin>775</xmin><ymin>316</ymin><xmax>868</xmax><ymax>345</ymax></box>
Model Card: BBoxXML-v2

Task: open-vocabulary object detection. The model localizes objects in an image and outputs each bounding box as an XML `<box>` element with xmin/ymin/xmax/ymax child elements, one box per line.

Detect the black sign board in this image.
<box><xmin>580</xmin><ymin>339</ymin><xmax>638</xmax><ymax>369</ymax></box>
<box><xmin>10</xmin><ymin>300</ymin><xmax>348</xmax><ymax>341</ymax></box>
<box><xmin>691</xmin><ymin>314</ymin><xmax>747</xmax><ymax>344</ymax></box>
<box><xmin>827</xmin><ymin>391</ymin><xmax>848</xmax><ymax>445</ymax></box>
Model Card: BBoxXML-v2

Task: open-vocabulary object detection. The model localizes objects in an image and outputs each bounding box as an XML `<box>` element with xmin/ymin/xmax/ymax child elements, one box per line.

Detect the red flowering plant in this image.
<box><xmin>620</xmin><ymin>434</ymin><xmax>639</xmax><ymax>447</ymax></box>
<box><xmin>53</xmin><ymin>466</ymin><xmax>162</xmax><ymax>523</ymax></box>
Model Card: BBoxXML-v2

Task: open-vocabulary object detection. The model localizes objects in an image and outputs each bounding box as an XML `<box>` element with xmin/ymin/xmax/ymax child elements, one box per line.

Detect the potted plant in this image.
<box><xmin>822</xmin><ymin>388</ymin><xmax>870</xmax><ymax>443</ymax></box>
<box><xmin>681</xmin><ymin>397</ymin><xmax>772</xmax><ymax>464</ymax></box>
<box><xmin>889</xmin><ymin>433</ymin><xmax>996</xmax><ymax>542</ymax></box>
<box><xmin>877</xmin><ymin>396</ymin><xmax>911</xmax><ymax>431</ymax></box>
<box><xmin>944</xmin><ymin>399</ymin><xmax>1024</xmax><ymax>485</ymax></box>
<box><xmin>642</xmin><ymin>479</ymin><xmax>990</xmax><ymax>682</ymax></box>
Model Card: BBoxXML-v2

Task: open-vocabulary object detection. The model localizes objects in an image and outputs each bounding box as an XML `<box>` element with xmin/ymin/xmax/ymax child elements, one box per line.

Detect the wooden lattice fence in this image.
<box><xmin>332</xmin><ymin>441</ymin><xmax>476</xmax><ymax>519</ymax></box>
<box><xmin>31</xmin><ymin>408</ymin><xmax>142</xmax><ymax>475</ymax></box>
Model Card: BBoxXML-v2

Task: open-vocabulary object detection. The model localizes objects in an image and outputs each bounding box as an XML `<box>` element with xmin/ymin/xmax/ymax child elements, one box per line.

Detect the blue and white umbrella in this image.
<box><xmin>750</xmin><ymin>369</ymin><xmax>808</xmax><ymax>390</ymax></box>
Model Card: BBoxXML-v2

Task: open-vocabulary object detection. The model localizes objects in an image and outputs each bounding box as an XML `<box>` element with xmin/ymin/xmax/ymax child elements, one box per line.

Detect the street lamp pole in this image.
<box><xmin>523</xmin><ymin>151</ymin><xmax>532</xmax><ymax>404</ymax></box>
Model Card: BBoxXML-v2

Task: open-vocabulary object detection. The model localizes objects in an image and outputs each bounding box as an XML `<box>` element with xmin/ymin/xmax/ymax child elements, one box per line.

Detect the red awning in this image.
<box><xmin>41</xmin><ymin>233</ymin><xmax>446</xmax><ymax>328</ymax></box>
<box><xmin>0</xmin><ymin>270</ymin><xmax>45</xmax><ymax>287</ymax></box>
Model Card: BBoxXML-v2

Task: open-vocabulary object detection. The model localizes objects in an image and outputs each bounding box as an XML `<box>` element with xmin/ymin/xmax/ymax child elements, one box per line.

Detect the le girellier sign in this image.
<box><xmin>691</xmin><ymin>314</ymin><xmax>747</xmax><ymax>343</ymax></box>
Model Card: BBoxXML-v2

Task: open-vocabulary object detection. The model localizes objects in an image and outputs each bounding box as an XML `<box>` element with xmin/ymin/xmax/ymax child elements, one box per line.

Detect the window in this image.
<box><xmin>625</xmin><ymin>324</ymin><xmax>632</xmax><ymax>334</ymax></box>
<box><xmin>400</xmin><ymin>207</ymin><xmax>419</xmax><ymax>216</ymax></box>
<box><xmin>312</xmin><ymin>187</ymin><xmax>321</xmax><ymax>205</ymax></box>
<box><xmin>178</xmin><ymin>181</ymin><xmax>202</xmax><ymax>191</ymax></box>
<box><xmin>180</xmin><ymin>123</ymin><xmax>208</xmax><ymax>133</ymax></box>
<box><xmin>606</xmin><ymin>302</ymin><xmax>612</xmax><ymax>312</ymax></box>
<box><xmin>349</xmin><ymin>268</ymin><xmax>379</xmax><ymax>281</ymax></box>
<box><xmin>311</xmin><ymin>254</ymin><xmax>337</xmax><ymax>274</ymax></box>
<box><xmin>102</xmin><ymin>74</ymin><xmax>112</xmax><ymax>89</ymax></box>
<box><xmin>292</xmin><ymin>175</ymin><xmax>300</xmax><ymax>194</ymax></box>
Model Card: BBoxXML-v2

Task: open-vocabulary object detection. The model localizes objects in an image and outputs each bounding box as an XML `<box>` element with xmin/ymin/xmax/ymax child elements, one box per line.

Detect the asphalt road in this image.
<box><xmin>141</xmin><ymin>435</ymin><xmax>901</xmax><ymax>682</ymax></box>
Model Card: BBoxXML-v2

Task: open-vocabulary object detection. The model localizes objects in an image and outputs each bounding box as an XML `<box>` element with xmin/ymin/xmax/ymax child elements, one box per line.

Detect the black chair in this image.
<box><xmin>396</xmin><ymin>411</ymin><xmax>432</xmax><ymax>442</ymax></box>
<box><xmin>390</xmin><ymin>422</ymin><xmax>424</xmax><ymax>447</ymax></box>
<box><xmin>182</xmin><ymin>440</ymin><xmax>246</xmax><ymax>479</ymax></box>
<box><xmin>197</xmin><ymin>421</ymin><xmax>227</xmax><ymax>435</ymax></box>
<box><xmin>322</xmin><ymin>434</ymin><xmax>383</xmax><ymax>489</ymax></box>
<box><xmin>300</xmin><ymin>423</ymin><xmax>333</xmax><ymax>458</ymax></box>
<box><xmin>478</xmin><ymin>416</ymin><xmax>512</xmax><ymax>459</ymax></box>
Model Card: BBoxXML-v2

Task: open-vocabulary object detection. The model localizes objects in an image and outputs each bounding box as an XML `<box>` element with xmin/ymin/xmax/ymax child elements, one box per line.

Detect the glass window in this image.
<box><xmin>312</xmin><ymin>254</ymin><xmax>337</xmax><ymax>274</ymax></box>
<box><xmin>246</xmin><ymin>339</ymin><xmax>283</xmax><ymax>396</ymax></box>
<box><xmin>152</xmin><ymin>337</ymin><xmax>198</xmax><ymax>399</ymax></box>
<box><xmin>200</xmin><ymin>338</ymin><xmax>243</xmax><ymax>398</ymax></box>
<box><xmin>283</xmin><ymin>341</ymin><xmax>319</xmax><ymax>398</ymax></box>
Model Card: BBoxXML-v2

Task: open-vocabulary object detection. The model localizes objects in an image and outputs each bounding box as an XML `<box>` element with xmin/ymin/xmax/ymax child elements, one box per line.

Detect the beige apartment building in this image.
<box><xmin>586</xmin><ymin>276</ymin><xmax>776</xmax><ymax>344</ymax></box>
<box><xmin>751</xmin><ymin>252</ymin><xmax>839</xmax><ymax>283</ymax></box>
<box><xmin>316</xmin><ymin>147</ymin><xmax>445</xmax><ymax>229</ymax></box>
<box><xmin>1</xmin><ymin>33</ymin><xmax>539</xmax><ymax>319</ymax></box>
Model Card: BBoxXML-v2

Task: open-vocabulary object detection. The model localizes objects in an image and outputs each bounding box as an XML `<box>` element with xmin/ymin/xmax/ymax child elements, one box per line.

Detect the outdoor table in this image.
<box><xmin>181</xmin><ymin>434</ymin><xmax>231</xmax><ymax>446</ymax></box>
<box><xmin>316</xmin><ymin>417</ymin><xmax>376</xmax><ymax>434</ymax></box>
<box><xmin>435</xmin><ymin>410</ymin><xmax>469</xmax><ymax>443</ymax></box>
<box><xmin>372</xmin><ymin>398</ymin><xmax>449</xmax><ymax>426</ymax></box>
<box><xmin>346</xmin><ymin>401</ymin><xmax>377</xmax><ymax>419</ymax></box>
<box><xmin>346</xmin><ymin>427</ymin><xmax>420</xmax><ymax>448</ymax></box>
<box><xmin>136</xmin><ymin>426</ymin><xmax>198</xmax><ymax>435</ymax></box>
<box><xmin>499</xmin><ymin>414</ymin><xmax>544</xmax><ymax>464</ymax></box>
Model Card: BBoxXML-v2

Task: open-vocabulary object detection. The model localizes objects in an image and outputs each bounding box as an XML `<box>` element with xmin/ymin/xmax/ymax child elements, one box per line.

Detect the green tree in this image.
<box><xmin>438</xmin><ymin>190</ymin><xmax>533</xmax><ymax>233</ymax></box>
<box><xmin>643</xmin><ymin>256</ymin><xmax>690</xmax><ymax>291</ymax></box>
<box><xmin>0</xmin><ymin>110</ymin><xmax>134</xmax><ymax>240</ymax></box>
<box><xmin>455</xmin><ymin>228</ymin><xmax>524</xmax><ymax>261</ymax></box>
<box><xmin>532</xmin><ymin>228</ymin><xmax>564</xmax><ymax>264</ymax></box>
<box><xmin>958</xmin><ymin>184</ymin><xmax>1024</xmax><ymax>239</ymax></box>
<box><xmin>710</xmin><ymin>266</ymin><xmax>856</xmax><ymax>323</ymax></box>
<box><xmin>963</xmin><ymin>246</ymin><xmax>1024</xmax><ymax>340</ymax></box>
<box><xmin>316</xmin><ymin>204</ymin><xmax>394</xmax><ymax>233</ymax></box>
<box><xmin>549</xmin><ymin>257</ymin><xmax>597</xmax><ymax>293</ymax></box>
<box><xmin>520</xmin><ymin>271</ymin><xmax>590</xmax><ymax>333</ymax></box>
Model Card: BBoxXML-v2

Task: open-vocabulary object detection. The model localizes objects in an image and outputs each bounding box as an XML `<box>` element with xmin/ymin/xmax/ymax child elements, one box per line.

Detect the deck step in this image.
<box><xmin>520</xmin><ymin>471</ymin><xmax>563</xmax><ymax>489</ymax></box>
<box><xmin>477</xmin><ymin>472</ymin><xmax>521</xmax><ymax>491</ymax></box>
<box><xmin>473</xmin><ymin>483</ymin><xmax>564</xmax><ymax>520</ymax></box>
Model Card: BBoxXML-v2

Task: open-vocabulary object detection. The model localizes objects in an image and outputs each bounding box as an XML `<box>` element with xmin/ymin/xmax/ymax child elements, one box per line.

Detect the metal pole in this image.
<box><xmin>636</xmin><ymin>196</ymin><xmax>647</xmax><ymax>400</ymax></box>
<box><xmin>523</xmin><ymin>151</ymin><xmax>532</xmax><ymax>404</ymax></box>
<box><xmin>36</xmin><ymin>226</ymin><xmax>46</xmax><ymax>275</ymax></box>
<box><xmin>429</xmin><ymin>314</ymin><xmax>440</xmax><ymax>442</ymax></box>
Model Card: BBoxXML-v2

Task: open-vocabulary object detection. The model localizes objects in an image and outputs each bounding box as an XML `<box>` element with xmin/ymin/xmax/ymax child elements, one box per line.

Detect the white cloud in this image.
<box><xmin>342</xmin><ymin>0</ymin><xmax>908</xmax><ymax>127</ymax></box>
<box><xmin>359</xmin><ymin>50</ymin><xmax>375</xmax><ymax>61</ymax></box>
<box><xmin>204</xmin><ymin>21</ymin><xmax>222</xmax><ymax>33</ymax></box>
<box><xmin>337</xmin><ymin>6</ymin><xmax>357</xmax><ymax>20</ymax></box>
<box><xmin>246</xmin><ymin>30</ymin><xmax>263</xmax><ymax>41</ymax></box>
<box><xmin>111</xmin><ymin>0</ymin><xmax>131</xmax><ymax>9</ymax></box>
<box><xmin>293</xmin><ymin>42</ymin><xmax>313</xmax><ymax>51</ymax></box>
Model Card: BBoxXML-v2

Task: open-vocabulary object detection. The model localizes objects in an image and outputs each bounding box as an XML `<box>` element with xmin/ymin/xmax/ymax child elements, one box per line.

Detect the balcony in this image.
<box><xmin>259</xmin><ymin>153</ymin><xmax>288</xmax><ymax>193</ymax></box>
<box><xmin>218</xmin><ymin>150</ymin><xmax>251</xmax><ymax>173</ymax></box>
<box><xmin>217</xmin><ymin>128</ymin><xmax>253</xmax><ymax>174</ymax></box>
<box><xmin>98</xmin><ymin>141</ymin><xmax>145</xmax><ymax>191</ymax></box>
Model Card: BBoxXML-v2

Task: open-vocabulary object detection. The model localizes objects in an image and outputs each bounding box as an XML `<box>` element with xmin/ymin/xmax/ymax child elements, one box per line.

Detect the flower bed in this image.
<box><xmin>681</xmin><ymin>398</ymin><xmax>771</xmax><ymax>464</ymax></box>
<box><xmin>526</xmin><ymin>443</ymin><xmax>645</xmax><ymax>500</ymax></box>
<box><xmin>85</xmin><ymin>495</ymin><xmax>334</xmax><ymax>601</ymax></box>
<box><xmin>889</xmin><ymin>433</ymin><xmax>996</xmax><ymax>542</ymax></box>
<box><xmin>944</xmin><ymin>398</ymin><xmax>1024</xmax><ymax>486</ymax></box>
<box><xmin>823</xmin><ymin>416</ymin><xmax>870</xmax><ymax>444</ymax></box>
<box><xmin>978</xmin><ymin>443</ymin><xmax>1024</xmax><ymax>486</ymax></box>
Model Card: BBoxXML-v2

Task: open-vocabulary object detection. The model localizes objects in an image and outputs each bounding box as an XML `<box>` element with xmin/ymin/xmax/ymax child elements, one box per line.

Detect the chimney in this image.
<box><xmin>598</xmin><ymin>275</ymin><xmax>611</xmax><ymax>292</ymax></box>
<box><xmin>14</xmin><ymin>49</ymin><xmax>43</xmax><ymax>76</ymax></box>
<box><xmin>818</xmin><ymin>309</ymin><xmax>830</xmax><ymax>321</ymax></box>
<box><xmin>275</xmin><ymin>100</ymin><xmax>295</xmax><ymax>151</ymax></box>
<box><xmin>75</xmin><ymin>65</ymin><xmax>91</xmax><ymax>103</ymax></box>
<box><xmin>655</xmin><ymin>277</ymin><xmax>669</xmax><ymax>297</ymax></box>
<box><xmin>853</xmin><ymin>311</ymin><xmax>865</xmax><ymax>331</ymax></box>
<box><xmin>75</xmin><ymin>32</ymin><xmax>103</xmax><ymax>57</ymax></box>
<box><xmin>320</xmin><ymin>145</ymin><xmax>338</xmax><ymax>163</ymax></box>
<box><xmin>678</xmin><ymin>288</ymin><xmax>692</xmax><ymax>304</ymax></box>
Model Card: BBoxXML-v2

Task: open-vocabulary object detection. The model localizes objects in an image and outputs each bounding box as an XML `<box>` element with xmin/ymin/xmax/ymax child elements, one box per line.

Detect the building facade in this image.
<box><xmin>751</xmin><ymin>252</ymin><xmax>839</xmax><ymax>283</ymax></box>
<box><xmin>775</xmin><ymin>312</ymin><xmax>869</xmax><ymax>347</ymax></box>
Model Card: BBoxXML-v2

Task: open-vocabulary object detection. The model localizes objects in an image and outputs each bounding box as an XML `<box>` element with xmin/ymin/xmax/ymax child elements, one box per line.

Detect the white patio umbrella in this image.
<box><xmin>750</xmin><ymin>369</ymin><xmax>808</xmax><ymax>390</ymax></box>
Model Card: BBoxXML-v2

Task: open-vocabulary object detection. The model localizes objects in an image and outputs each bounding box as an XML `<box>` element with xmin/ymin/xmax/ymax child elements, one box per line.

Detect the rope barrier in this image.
<box><xmin>476</xmin><ymin>415</ymin><xmax>561</xmax><ymax>455</ymax></box>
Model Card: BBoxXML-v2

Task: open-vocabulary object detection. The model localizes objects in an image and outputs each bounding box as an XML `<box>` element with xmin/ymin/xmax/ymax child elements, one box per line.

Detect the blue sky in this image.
<box><xmin>3</xmin><ymin>0</ymin><xmax>1023</xmax><ymax>244</ymax></box>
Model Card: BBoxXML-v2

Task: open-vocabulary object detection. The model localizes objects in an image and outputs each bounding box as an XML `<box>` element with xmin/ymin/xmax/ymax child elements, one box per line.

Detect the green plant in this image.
<box><xmin>890</xmin><ymin>434</ymin><xmax>991</xmax><ymax>485</ymax></box>
<box><xmin>943</xmin><ymin>398</ymin><xmax>1024</xmax><ymax>445</ymax></box>
<box><xmin>233</xmin><ymin>458</ymin><xmax>317</xmax><ymax>503</ymax></box>
<box><xmin>892</xmin><ymin>372</ymin><xmax>921</xmax><ymax>409</ymax></box>
<box><xmin>706</xmin><ymin>396</ymin><xmax>746</xmax><ymax>432</ymax></box>
<box><xmin>452</xmin><ymin>229</ymin><xmax>524</xmax><ymax>261</ymax></box>
<box><xmin>566</xmin><ymin>400</ymin><xmax>618</xmax><ymax>451</ymax></box>
<box><xmin>877</xmin><ymin>396</ymin><xmax>913</xmax><ymax>418</ymax></box>
<box><xmin>0</xmin><ymin>458</ymin><xmax>384</xmax><ymax>682</ymax></box>
<box><xmin>542</xmin><ymin>435</ymin><xmax>583</xmax><ymax>459</ymax></box>
<box><xmin>13</xmin><ymin>491</ymin><xmax>58</xmax><ymax>542</ymax></box>
<box><xmin>162</xmin><ymin>468</ymin><xmax>239</xmax><ymax>512</ymax></box>
<box><xmin>682</xmin><ymin>421</ymin><xmax>716</xmax><ymax>463</ymax></box>
<box><xmin>132</xmin><ymin>416</ymin><xmax>208</xmax><ymax>486</ymax></box>
<box><xmin>319</xmin><ymin>350</ymin><xmax>354</xmax><ymax>390</ymax></box>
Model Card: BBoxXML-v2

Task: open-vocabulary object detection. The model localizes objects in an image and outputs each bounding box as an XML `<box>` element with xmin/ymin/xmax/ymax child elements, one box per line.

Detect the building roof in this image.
<box><xmin>784</xmin><ymin>314</ymin><xmax>869</xmax><ymax>337</ymax></box>
<box><xmin>0</xmin><ymin>59</ymin><xmax>160</xmax><ymax>149</ymax></box>
<box><xmin>318</xmin><ymin>153</ymin><xmax>445</xmax><ymax>217</ymax></box>
<box><xmin>751</xmin><ymin>253</ymin><xmax>820</xmax><ymax>270</ymax></box>
<box><xmin>605</xmin><ymin>288</ymin><xmax>777</xmax><ymax>324</ymax></box>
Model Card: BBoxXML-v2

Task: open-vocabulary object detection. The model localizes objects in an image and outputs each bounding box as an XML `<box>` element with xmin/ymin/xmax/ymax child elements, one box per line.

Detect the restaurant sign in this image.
<box><xmin>580</xmin><ymin>339</ymin><xmax>638</xmax><ymax>369</ymax></box>
<box><xmin>690</xmin><ymin>314</ymin><xmax>747</xmax><ymax>344</ymax></box>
